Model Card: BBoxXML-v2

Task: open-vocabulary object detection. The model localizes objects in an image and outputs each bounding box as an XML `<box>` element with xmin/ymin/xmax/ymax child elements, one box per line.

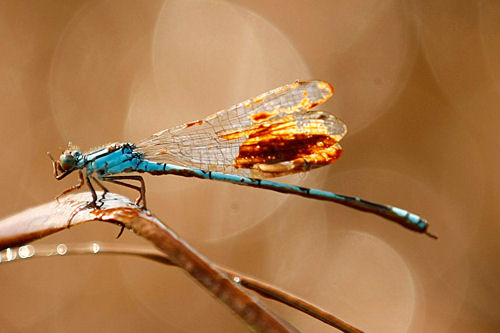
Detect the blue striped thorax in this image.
<box><xmin>80</xmin><ymin>143</ymin><xmax>143</xmax><ymax>176</ymax></box>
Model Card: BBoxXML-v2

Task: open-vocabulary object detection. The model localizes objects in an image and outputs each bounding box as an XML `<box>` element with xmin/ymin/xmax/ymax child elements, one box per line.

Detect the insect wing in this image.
<box><xmin>135</xmin><ymin>81</ymin><xmax>346</xmax><ymax>178</ymax></box>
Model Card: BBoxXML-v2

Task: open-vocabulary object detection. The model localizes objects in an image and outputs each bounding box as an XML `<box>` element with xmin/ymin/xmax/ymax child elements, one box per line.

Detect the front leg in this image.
<box><xmin>65</xmin><ymin>174</ymin><xmax>102</xmax><ymax>230</ymax></box>
<box><xmin>55</xmin><ymin>170</ymin><xmax>84</xmax><ymax>202</ymax></box>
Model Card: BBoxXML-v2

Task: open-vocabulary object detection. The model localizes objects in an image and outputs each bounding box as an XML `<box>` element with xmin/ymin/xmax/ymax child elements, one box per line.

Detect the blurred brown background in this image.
<box><xmin>0</xmin><ymin>0</ymin><xmax>499</xmax><ymax>332</ymax></box>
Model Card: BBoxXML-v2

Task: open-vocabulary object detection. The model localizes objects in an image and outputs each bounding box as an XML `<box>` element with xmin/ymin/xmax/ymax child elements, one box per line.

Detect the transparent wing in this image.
<box><xmin>135</xmin><ymin>81</ymin><xmax>347</xmax><ymax>178</ymax></box>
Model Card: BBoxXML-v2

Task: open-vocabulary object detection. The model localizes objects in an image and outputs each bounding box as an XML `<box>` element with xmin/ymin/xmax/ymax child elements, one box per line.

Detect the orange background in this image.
<box><xmin>0</xmin><ymin>1</ymin><xmax>499</xmax><ymax>332</ymax></box>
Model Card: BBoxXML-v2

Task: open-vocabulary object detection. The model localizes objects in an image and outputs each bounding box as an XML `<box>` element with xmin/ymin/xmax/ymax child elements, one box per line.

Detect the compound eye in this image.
<box><xmin>72</xmin><ymin>150</ymin><xmax>82</xmax><ymax>158</ymax></box>
<box><xmin>59</xmin><ymin>152</ymin><xmax>76</xmax><ymax>171</ymax></box>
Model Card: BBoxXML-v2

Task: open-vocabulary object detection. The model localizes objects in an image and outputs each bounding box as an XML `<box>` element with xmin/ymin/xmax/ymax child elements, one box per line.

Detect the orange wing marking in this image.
<box><xmin>185</xmin><ymin>120</ymin><xmax>203</xmax><ymax>128</ymax></box>
<box><xmin>250</xmin><ymin>111</ymin><xmax>279</xmax><ymax>122</ymax></box>
<box><xmin>223</xmin><ymin>116</ymin><xmax>343</xmax><ymax>175</ymax></box>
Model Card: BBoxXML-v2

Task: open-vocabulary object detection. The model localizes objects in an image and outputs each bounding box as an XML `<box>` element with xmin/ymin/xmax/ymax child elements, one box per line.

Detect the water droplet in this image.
<box><xmin>18</xmin><ymin>245</ymin><xmax>35</xmax><ymax>258</ymax></box>
<box><xmin>56</xmin><ymin>244</ymin><xmax>68</xmax><ymax>255</ymax></box>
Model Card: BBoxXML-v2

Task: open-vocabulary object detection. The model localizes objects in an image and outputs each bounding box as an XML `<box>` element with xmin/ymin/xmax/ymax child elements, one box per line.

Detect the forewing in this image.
<box><xmin>135</xmin><ymin>81</ymin><xmax>347</xmax><ymax>178</ymax></box>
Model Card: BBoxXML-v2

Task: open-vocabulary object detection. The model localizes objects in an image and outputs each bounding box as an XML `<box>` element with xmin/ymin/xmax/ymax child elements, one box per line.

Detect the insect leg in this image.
<box><xmin>55</xmin><ymin>170</ymin><xmax>84</xmax><ymax>202</ymax></box>
<box><xmin>101</xmin><ymin>175</ymin><xmax>146</xmax><ymax>208</ymax></box>
<box><xmin>90</xmin><ymin>175</ymin><xmax>129</xmax><ymax>239</ymax></box>
<box><xmin>65</xmin><ymin>174</ymin><xmax>103</xmax><ymax>230</ymax></box>
<box><xmin>86</xmin><ymin>174</ymin><xmax>98</xmax><ymax>204</ymax></box>
<box><xmin>91</xmin><ymin>175</ymin><xmax>110</xmax><ymax>193</ymax></box>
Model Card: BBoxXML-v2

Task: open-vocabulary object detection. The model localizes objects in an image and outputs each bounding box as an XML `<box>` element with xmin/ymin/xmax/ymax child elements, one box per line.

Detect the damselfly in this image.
<box><xmin>48</xmin><ymin>81</ymin><xmax>436</xmax><ymax>238</ymax></box>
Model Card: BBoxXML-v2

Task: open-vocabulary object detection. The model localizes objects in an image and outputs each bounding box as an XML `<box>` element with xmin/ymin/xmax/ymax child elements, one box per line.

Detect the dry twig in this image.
<box><xmin>0</xmin><ymin>192</ymin><xmax>364</xmax><ymax>333</ymax></box>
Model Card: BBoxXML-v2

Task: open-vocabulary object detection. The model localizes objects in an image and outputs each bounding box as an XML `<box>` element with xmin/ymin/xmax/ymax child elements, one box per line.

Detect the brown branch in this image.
<box><xmin>0</xmin><ymin>242</ymin><xmax>364</xmax><ymax>333</ymax></box>
<box><xmin>0</xmin><ymin>192</ymin><xmax>297</xmax><ymax>332</ymax></box>
<box><xmin>222</xmin><ymin>268</ymin><xmax>364</xmax><ymax>333</ymax></box>
<box><xmin>0</xmin><ymin>192</ymin><xmax>364</xmax><ymax>333</ymax></box>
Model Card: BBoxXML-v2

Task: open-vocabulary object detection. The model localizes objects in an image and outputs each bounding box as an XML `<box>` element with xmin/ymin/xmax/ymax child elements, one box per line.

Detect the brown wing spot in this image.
<box><xmin>250</xmin><ymin>111</ymin><xmax>277</xmax><ymax>122</ymax></box>
<box><xmin>185</xmin><ymin>120</ymin><xmax>203</xmax><ymax>128</ymax></box>
<box><xmin>155</xmin><ymin>150</ymin><xmax>169</xmax><ymax>155</ymax></box>
<box><xmin>231</xmin><ymin>117</ymin><xmax>343</xmax><ymax>173</ymax></box>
